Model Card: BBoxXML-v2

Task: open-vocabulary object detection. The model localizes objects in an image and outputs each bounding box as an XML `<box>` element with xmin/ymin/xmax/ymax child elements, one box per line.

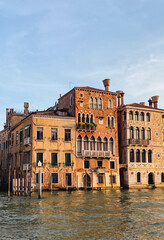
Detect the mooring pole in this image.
<box><xmin>25</xmin><ymin>168</ymin><xmax>28</xmax><ymax>196</ymax></box>
<box><xmin>8</xmin><ymin>166</ymin><xmax>10</xmax><ymax>198</ymax></box>
<box><xmin>38</xmin><ymin>169</ymin><xmax>42</xmax><ymax>199</ymax></box>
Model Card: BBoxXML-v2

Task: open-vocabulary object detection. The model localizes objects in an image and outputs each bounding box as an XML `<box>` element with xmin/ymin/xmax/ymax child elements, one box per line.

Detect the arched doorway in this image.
<box><xmin>84</xmin><ymin>174</ymin><xmax>91</xmax><ymax>188</ymax></box>
<box><xmin>148</xmin><ymin>172</ymin><xmax>154</xmax><ymax>185</ymax></box>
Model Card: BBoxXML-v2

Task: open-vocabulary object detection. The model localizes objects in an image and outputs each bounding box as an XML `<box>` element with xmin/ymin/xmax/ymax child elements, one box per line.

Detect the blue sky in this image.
<box><xmin>0</xmin><ymin>0</ymin><xmax>164</xmax><ymax>128</ymax></box>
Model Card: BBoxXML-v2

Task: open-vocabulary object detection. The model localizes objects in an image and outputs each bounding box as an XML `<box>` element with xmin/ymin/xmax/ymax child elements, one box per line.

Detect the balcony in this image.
<box><xmin>82</xmin><ymin>150</ymin><xmax>110</xmax><ymax>158</ymax></box>
<box><xmin>24</xmin><ymin>137</ymin><xmax>31</xmax><ymax>146</ymax></box>
<box><xmin>129</xmin><ymin>139</ymin><xmax>149</xmax><ymax>146</ymax></box>
<box><xmin>96</xmin><ymin>167</ymin><xmax>106</xmax><ymax>174</ymax></box>
<box><xmin>77</xmin><ymin>123</ymin><xmax>96</xmax><ymax>132</ymax></box>
<box><xmin>23</xmin><ymin>163</ymin><xmax>30</xmax><ymax>171</ymax></box>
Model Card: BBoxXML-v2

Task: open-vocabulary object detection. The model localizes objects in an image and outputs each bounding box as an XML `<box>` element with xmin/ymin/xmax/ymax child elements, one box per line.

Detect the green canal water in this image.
<box><xmin>0</xmin><ymin>189</ymin><xmax>164</xmax><ymax>239</ymax></box>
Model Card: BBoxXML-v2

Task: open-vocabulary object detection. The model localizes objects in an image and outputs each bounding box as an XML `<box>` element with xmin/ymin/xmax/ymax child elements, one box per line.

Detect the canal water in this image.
<box><xmin>0</xmin><ymin>189</ymin><xmax>164</xmax><ymax>240</ymax></box>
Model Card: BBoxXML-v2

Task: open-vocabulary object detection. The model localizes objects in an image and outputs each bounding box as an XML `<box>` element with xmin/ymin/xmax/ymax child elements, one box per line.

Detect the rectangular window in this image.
<box><xmin>97</xmin><ymin>161</ymin><xmax>103</xmax><ymax>167</ymax></box>
<box><xmin>15</xmin><ymin>153</ymin><xmax>17</xmax><ymax>168</ymax></box>
<box><xmin>110</xmin><ymin>175</ymin><xmax>116</xmax><ymax>184</ymax></box>
<box><xmin>25</xmin><ymin>125</ymin><xmax>31</xmax><ymax>138</ymax></box>
<box><xmin>37</xmin><ymin>127</ymin><xmax>43</xmax><ymax>140</ymax></box>
<box><xmin>52</xmin><ymin>173</ymin><xmax>58</xmax><ymax>184</ymax></box>
<box><xmin>19</xmin><ymin>153</ymin><xmax>22</xmax><ymax>167</ymax></box>
<box><xmin>110</xmin><ymin>161</ymin><xmax>115</xmax><ymax>169</ymax></box>
<box><xmin>65</xmin><ymin>129</ymin><xmax>71</xmax><ymax>141</ymax></box>
<box><xmin>36</xmin><ymin>173</ymin><xmax>43</xmax><ymax>184</ymax></box>
<box><xmin>84</xmin><ymin>160</ymin><xmax>90</xmax><ymax>169</ymax></box>
<box><xmin>98</xmin><ymin>175</ymin><xmax>104</xmax><ymax>183</ymax></box>
<box><xmin>66</xmin><ymin>173</ymin><xmax>72</xmax><ymax>186</ymax></box>
<box><xmin>24</xmin><ymin>151</ymin><xmax>30</xmax><ymax>164</ymax></box>
<box><xmin>20</xmin><ymin>130</ymin><xmax>23</xmax><ymax>143</ymax></box>
<box><xmin>51</xmin><ymin>128</ymin><xmax>58</xmax><ymax>141</ymax></box>
<box><xmin>65</xmin><ymin>153</ymin><xmax>71</xmax><ymax>166</ymax></box>
<box><xmin>11</xmin><ymin>133</ymin><xmax>14</xmax><ymax>146</ymax></box>
<box><xmin>51</xmin><ymin>153</ymin><xmax>58</xmax><ymax>166</ymax></box>
<box><xmin>16</xmin><ymin>131</ymin><xmax>18</xmax><ymax>145</ymax></box>
<box><xmin>37</xmin><ymin>153</ymin><xmax>43</xmax><ymax>166</ymax></box>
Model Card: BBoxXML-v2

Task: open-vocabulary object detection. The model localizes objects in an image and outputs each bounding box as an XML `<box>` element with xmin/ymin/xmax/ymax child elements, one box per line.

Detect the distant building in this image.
<box><xmin>0</xmin><ymin>105</ymin><xmax>27</xmax><ymax>190</ymax></box>
<box><xmin>118</xmin><ymin>95</ymin><xmax>164</xmax><ymax>188</ymax></box>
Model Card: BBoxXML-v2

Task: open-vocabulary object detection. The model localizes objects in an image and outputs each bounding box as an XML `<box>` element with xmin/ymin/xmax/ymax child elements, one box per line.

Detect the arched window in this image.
<box><xmin>136</xmin><ymin>149</ymin><xmax>140</xmax><ymax>162</ymax></box>
<box><xmin>94</xmin><ymin>98</ymin><xmax>98</xmax><ymax>109</ymax></box>
<box><xmin>82</xmin><ymin>113</ymin><xmax>85</xmax><ymax>123</ymax></box>
<box><xmin>124</xmin><ymin>111</ymin><xmax>126</xmax><ymax>121</ymax></box>
<box><xmin>77</xmin><ymin>135</ymin><xmax>82</xmax><ymax>153</ymax></box>
<box><xmin>109</xmin><ymin>137</ymin><xmax>113</xmax><ymax>154</ymax></box>
<box><xmin>141</xmin><ymin>127</ymin><xmax>145</xmax><ymax>140</ymax></box>
<box><xmin>137</xmin><ymin>172</ymin><xmax>141</xmax><ymax>183</ymax></box>
<box><xmin>107</xmin><ymin>117</ymin><xmax>110</xmax><ymax>127</ymax></box>
<box><xmin>97</xmin><ymin>137</ymin><xmax>102</xmax><ymax>151</ymax></box>
<box><xmin>161</xmin><ymin>173</ymin><xmax>164</xmax><ymax>182</ymax></box>
<box><xmin>90</xmin><ymin>136</ymin><xmax>95</xmax><ymax>151</ymax></box>
<box><xmin>84</xmin><ymin>136</ymin><xmax>89</xmax><ymax>150</ymax></box>
<box><xmin>147</xmin><ymin>128</ymin><xmax>151</xmax><ymax>140</ymax></box>
<box><xmin>129</xmin><ymin>111</ymin><xmax>133</xmax><ymax>120</ymax></box>
<box><xmin>136</xmin><ymin>127</ymin><xmax>140</xmax><ymax>140</ymax></box>
<box><xmin>90</xmin><ymin>114</ymin><xmax>94</xmax><ymax>123</ymax></box>
<box><xmin>140</xmin><ymin>112</ymin><xmax>144</xmax><ymax>121</ymax></box>
<box><xmin>142</xmin><ymin>150</ymin><xmax>146</xmax><ymax>163</ymax></box>
<box><xmin>108</xmin><ymin>99</ymin><xmax>112</xmax><ymax>108</ymax></box>
<box><xmin>111</xmin><ymin>117</ymin><xmax>114</xmax><ymax>128</ymax></box>
<box><xmin>135</xmin><ymin>111</ymin><xmax>139</xmax><ymax>121</ymax></box>
<box><xmin>90</xmin><ymin>97</ymin><xmax>93</xmax><ymax>109</ymax></box>
<box><xmin>78</xmin><ymin>113</ymin><xmax>81</xmax><ymax>124</ymax></box>
<box><xmin>98</xmin><ymin>98</ymin><xmax>102</xmax><ymax>110</ymax></box>
<box><xmin>148</xmin><ymin>150</ymin><xmax>152</xmax><ymax>163</ymax></box>
<box><xmin>130</xmin><ymin>149</ymin><xmax>134</xmax><ymax>162</ymax></box>
<box><xmin>146</xmin><ymin>113</ymin><xmax>150</xmax><ymax>122</ymax></box>
<box><xmin>86</xmin><ymin>114</ymin><xmax>89</xmax><ymax>123</ymax></box>
<box><xmin>70</xmin><ymin>94</ymin><xmax>73</xmax><ymax>106</ymax></box>
<box><xmin>130</xmin><ymin>126</ymin><xmax>134</xmax><ymax>139</ymax></box>
<box><xmin>103</xmin><ymin>137</ymin><xmax>108</xmax><ymax>151</ymax></box>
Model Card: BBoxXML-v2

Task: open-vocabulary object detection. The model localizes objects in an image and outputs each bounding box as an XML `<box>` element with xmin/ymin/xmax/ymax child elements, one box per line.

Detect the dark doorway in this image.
<box><xmin>66</xmin><ymin>173</ymin><xmax>72</xmax><ymax>186</ymax></box>
<box><xmin>148</xmin><ymin>172</ymin><xmax>154</xmax><ymax>185</ymax></box>
<box><xmin>119</xmin><ymin>168</ymin><xmax>127</xmax><ymax>188</ymax></box>
<box><xmin>84</xmin><ymin>174</ymin><xmax>91</xmax><ymax>188</ymax></box>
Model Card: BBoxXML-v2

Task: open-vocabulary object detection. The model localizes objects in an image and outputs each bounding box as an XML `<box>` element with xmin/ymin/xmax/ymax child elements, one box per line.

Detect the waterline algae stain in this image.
<box><xmin>0</xmin><ymin>189</ymin><xmax>164</xmax><ymax>239</ymax></box>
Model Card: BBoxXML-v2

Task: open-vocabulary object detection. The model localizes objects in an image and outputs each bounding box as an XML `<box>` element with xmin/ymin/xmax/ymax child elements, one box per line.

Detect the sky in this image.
<box><xmin>0</xmin><ymin>0</ymin><xmax>164</xmax><ymax>128</ymax></box>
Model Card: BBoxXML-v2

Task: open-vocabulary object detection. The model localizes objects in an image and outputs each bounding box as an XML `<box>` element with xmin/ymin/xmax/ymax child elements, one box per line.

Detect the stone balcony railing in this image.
<box><xmin>96</xmin><ymin>167</ymin><xmax>106</xmax><ymax>174</ymax></box>
<box><xmin>129</xmin><ymin>138</ymin><xmax>149</xmax><ymax>146</ymax></box>
<box><xmin>24</xmin><ymin>137</ymin><xmax>31</xmax><ymax>146</ymax></box>
<box><xmin>79</xmin><ymin>150</ymin><xmax>111</xmax><ymax>158</ymax></box>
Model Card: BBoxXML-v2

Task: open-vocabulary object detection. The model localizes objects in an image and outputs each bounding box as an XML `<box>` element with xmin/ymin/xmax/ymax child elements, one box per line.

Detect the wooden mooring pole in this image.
<box><xmin>8</xmin><ymin>166</ymin><xmax>10</xmax><ymax>198</ymax></box>
<box><xmin>38</xmin><ymin>170</ymin><xmax>42</xmax><ymax>199</ymax></box>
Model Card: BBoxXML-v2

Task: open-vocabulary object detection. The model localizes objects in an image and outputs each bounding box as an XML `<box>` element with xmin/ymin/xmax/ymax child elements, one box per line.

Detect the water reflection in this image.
<box><xmin>0</xmin><ymin>189</ymin><xmax>164</xmax><ymax>239</ymax></box>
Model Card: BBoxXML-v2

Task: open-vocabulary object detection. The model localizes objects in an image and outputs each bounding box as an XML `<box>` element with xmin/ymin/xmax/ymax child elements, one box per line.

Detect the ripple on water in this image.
<box><xmin>0</xmin><ymin>189</ymin><xmax>164</xmax><ymax>239</ymax></box>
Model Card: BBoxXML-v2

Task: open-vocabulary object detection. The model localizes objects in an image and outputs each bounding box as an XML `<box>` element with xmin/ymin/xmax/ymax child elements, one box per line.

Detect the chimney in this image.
<box><xmin>24</xmin><ymin>102</ymin><xmax>29</xmax><ymax>114</ymax></box>
<box><xmin>103</xmin><ymin>79</ymin><xmax>111</xmax><ymax>91</ymax></box>
<box><xmin>148</xmin><ymin>98</ymin><xmax>152</xmax><ymax>107</ymax></box>
<box><xmin>116</xmin><ymin>91</ymin><xmax>121</xmax><ymax>107</ymax></box>
<box><xmin>6</xmin><ymin>108</ymin><xmax>9</xmax><ymax>126</ymax></box>
<box><xmin>140</xmin><ymin>102</ymin><xmax>146</xmax><ymax>106</ymax></box>
<box><xmin>116</xmin><ymin>90</ymin><xmax>125</xmax><ymax>107</ymax></box>
<box><xmin>151</xmin><ymin>96</ymin><xmax>159</xmax><ymax>109</ymax></box>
